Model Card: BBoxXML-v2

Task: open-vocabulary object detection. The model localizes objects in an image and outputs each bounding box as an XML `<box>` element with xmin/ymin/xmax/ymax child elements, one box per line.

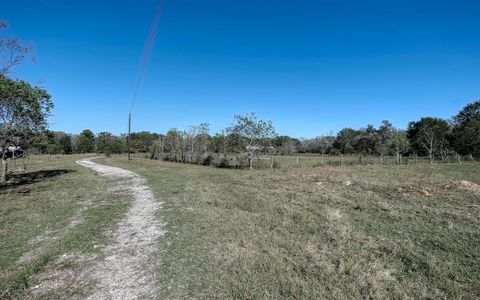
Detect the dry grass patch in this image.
<box><xmin>101</xmin><ymin>156</ymin><xmax>480</xmax><ymax>299</ymax></box>
<box><xmin>0</xmin><ymin>155</ymin><xmax>130</xmax><ymax>298</ymax></box>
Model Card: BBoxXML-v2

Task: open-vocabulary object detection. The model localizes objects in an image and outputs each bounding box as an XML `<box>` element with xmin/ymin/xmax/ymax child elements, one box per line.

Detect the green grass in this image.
<box><xmin>2</xmin><ymin>154</ymin><xmax>479</xmax><ymax>298</ymax></box>
<box><xmin>100</xmin><ymin>156</ymin><xmax>480</xmax><ymax>299</ymax></box>
<box><xmin>0</xmin><ymin>155</ymin><xmax>130</xmax><ymax>298</ymax></box>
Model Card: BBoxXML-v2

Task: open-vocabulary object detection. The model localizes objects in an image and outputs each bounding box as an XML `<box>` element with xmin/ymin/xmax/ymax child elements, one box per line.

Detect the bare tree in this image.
<box><xmin>317</xmin><ymin>135</ymin><xmax>334</xmax><ymax>164</ymax></box>
<box><xmin>387</xmin><ymin>130</ymin><xmax>410</xmax><ymax>164</ymax></box>
<box><xmin>228</xmin><ymin>113</ymin><xmax>276</xmax><ymax>170</ymax></box>
<box><xmin>0</xmin><ymin>22</ymin><xmax>35</xmax><ymax>75</ymax></box>
<box><xmin>376</xmin><ymin>120</ymin><xmax>394</xmax><ymax>163</ymax></box>
<box><xmin>407</xmin><ymin>118</ymin><xmax>450</xmax><ymax>164</ymax></box>
<box><xmin>183</xmin><ymin>123</ymin><xmax>210</xmax><ymax>163</ymax></box>
<box><xmin>165</xmin><ymin>129</ymin><xmax>182</xmax><ymax>162</ymax></box>
<box><xmin>152</xmin><ymin>135</ymin><xmax>165</xmax><ymax>160</ymax></box>
<box><xmin>184</xmin><ymin>125</ymin><xmax>198</xmax><ymax>163</ymax></box>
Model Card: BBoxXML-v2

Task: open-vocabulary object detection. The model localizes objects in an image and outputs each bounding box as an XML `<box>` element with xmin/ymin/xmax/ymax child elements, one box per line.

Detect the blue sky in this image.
<box><xmin>2</xmin><ymin>0</ymin><xmax>479</xmax><ymax>138</ymax></box>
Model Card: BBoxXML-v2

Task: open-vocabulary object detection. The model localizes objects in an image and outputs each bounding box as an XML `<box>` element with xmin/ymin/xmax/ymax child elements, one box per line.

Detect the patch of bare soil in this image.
<box><xmin>459</xmin><ymin>180</ymin><xmax>480</xmax><ymax>197</ymax></box>
<box><xmin>28</xmin><ymin>159</ymin><xmax>164</xmax><ymax>299</ymax></box>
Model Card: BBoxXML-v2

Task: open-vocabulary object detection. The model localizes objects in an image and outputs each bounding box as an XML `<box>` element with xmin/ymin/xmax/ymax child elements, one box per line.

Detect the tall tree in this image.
<box><xmin>0</xmin><ymin>75</ymin><xmax>52</xmax><ymax>182</ymax></box>
<box><xmin>376</xmin><ymin>120</ymin><xmax>394</xmax><ymax>162</ymax></box>
<box><xmin>450</xmin><ymin>100</ymin><xmax>480</xmax><ymax>158</ymax></box>
<box><xmin>74</xmin><ymin>129</ymin><xmax>95</xmax><ymax>153</ymax></box>
<box><xmin>354</xmin><ymin>124</ymin><xmax>377</xmax><ymax>155</ymax></box>
<box><xmin>129</xmin><ymin>131</ymin><xmax>159</xmax><ymax>153</ymax></box>
<box><xmin>96</xmin><ymin>132</ymin><xmax>114</xmax><ymax>154</ymax></box>
<box><xmin>334</xmin><ymin>128</ymin><xmax>358</xmax><ymax>154</ymax></box>
<box><xmin>407</xmin><ymin>117</ymin><xmax>450</xmax><ymax>164</ymax></box>
<box><xmin>274</xmin><ymin>136</ymin><xmax>300</xmax><ymax>155</ymax></box>
<box><xmin>165</xmin><ymin>129</ymin><xmax>183</xmax><ymax>162</ymax></box>
<box><xmin>387</xmin><ymin>130</ymin><xmax>410</xmax><ymax>164</ymax></box>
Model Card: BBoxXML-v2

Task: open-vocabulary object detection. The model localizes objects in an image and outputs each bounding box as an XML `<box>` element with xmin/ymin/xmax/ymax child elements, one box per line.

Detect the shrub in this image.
<box><xmin>213</xmin><ymin>155</ymin><xmax>230</xmax><ymax>168</ymax></box>
<box><xmin>201</xmin><ymin>152</ymin><xmax>214</xmax><ymax>166</ymax></box>
<box><xmin>235</xmin><ymin>155</ymin><xmax>249</xmax><ymax>169</ymax></box>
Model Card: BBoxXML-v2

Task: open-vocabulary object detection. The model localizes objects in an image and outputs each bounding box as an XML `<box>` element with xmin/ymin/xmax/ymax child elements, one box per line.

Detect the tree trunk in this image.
<box><xmin>249</xmin><ymin>152</ymin><xmax>253</xmax><ymax>170</ymax></box>
<box><xmin>1</xmin><ymin>159</ymin><xmax>7</xmax><ymax>184</ymax></box>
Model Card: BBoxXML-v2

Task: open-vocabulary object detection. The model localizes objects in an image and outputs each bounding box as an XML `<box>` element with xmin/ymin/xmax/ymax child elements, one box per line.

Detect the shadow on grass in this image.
<box><xmin>0</xmin><ymin>169</ymin><xmax>76</xmax><ymax>191</ymax></box>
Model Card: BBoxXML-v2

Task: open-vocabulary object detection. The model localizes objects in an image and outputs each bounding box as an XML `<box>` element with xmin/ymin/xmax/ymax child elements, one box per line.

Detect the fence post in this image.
<box><xmin>296</xmin><ymin>156</ymin><xmax>299</xmax><ymax>164</ymax></box>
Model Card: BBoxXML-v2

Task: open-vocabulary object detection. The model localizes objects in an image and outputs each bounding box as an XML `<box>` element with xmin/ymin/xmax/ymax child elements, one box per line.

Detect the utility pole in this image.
<box><xmin>128</xmin><ymin>112</ymin><xmax>131</xmax><ymax>160</ymax></box>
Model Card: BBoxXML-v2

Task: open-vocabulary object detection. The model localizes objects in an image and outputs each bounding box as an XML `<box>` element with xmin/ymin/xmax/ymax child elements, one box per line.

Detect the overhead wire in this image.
<box><xmin>129</xmin><ymin>0</ymin><xmax>165</xmax><ymax>113</ymax></box>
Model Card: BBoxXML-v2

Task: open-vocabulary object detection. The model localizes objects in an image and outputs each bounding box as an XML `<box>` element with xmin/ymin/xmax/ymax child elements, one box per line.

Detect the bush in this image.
<box><xmin>234</xmin><ymin>154</ymin><xmax>249</xmax><ymax>169</ymax></box>
<box><xmin>104</xmin><ymin>149</ymin><xmax>112</xmax><ymax>157</ymax></box>
<box><xmin>213</xmin><ymin>154</ymin><xmax>230</xmax><ymax>168</ymax></box>
<box><xmin>201</xmin><ymin>152</ymin><xmax>214</xmax><ymax>166</ymax></box>
<box><xmin>272</xmin><ymin>159</ymin><xmax>281</xmax><ymax>169</ymax></box>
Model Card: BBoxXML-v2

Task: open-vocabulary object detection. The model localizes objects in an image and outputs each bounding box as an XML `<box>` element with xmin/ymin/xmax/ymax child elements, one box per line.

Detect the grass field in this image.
<box><xmin>1</xmin><ymin>155</ymin><xmax>479</xmax><ymax>298</ymax></box>
<box><xmin>0</xmin><ymin>155</ymin><xmax>130</xmax><ymax>298</ymax></box>
<box><xmin>99</xmin><ymin>156</ymin><xmax>480</xmax><ymax>299</ymax></box>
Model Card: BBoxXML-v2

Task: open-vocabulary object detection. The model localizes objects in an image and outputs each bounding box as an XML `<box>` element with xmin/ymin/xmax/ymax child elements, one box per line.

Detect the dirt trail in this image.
<box><xmin>75</xmin><ymin>158</ymin><xmax>164</xmax><ymax>299</ymax></box>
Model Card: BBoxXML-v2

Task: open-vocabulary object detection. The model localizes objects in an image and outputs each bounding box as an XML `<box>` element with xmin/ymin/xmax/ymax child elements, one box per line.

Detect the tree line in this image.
<box><xmin>27</xmin><ymin>100</ymin><xmax>480</xmax><ymax>168</ymax></box>
<box><xmin>298</xmin><ymin>101</ymin><xmax>479</xmax><ymax>164</ymax></box>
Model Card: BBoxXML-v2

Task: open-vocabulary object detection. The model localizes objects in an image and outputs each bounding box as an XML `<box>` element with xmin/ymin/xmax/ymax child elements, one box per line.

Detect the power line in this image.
<box><xmin>129</xmin><ymin>0</ymin><xmax>165</xmax><ymax>113</ymax></box>
<box><xmin>128</xmin><ymin>0</ymin><xmax>166</xmax><ymax>160</ymax></box>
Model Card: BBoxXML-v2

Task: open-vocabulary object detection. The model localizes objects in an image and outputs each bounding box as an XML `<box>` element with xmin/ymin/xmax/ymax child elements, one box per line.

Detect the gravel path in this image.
<box><xmin>76</xmin><ymin>158</ymin><xmax>164</xmax><ymax>299</ymax></box>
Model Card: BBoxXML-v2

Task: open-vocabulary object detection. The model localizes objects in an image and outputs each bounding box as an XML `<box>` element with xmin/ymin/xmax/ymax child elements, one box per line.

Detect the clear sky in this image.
<box><xmin>2</xmin><ymin>0</ymin><xmax>479</xmax><ymax>138</ymax></box>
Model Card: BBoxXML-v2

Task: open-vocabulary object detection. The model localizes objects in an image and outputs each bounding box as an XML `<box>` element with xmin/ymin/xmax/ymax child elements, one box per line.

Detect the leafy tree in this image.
<box><xmin>450</xmin><ymin>100</ymin><xmax>480</xmax><ymax>158</ymax></box>
<box><xmin>273</xmin><ymin>135</ymin><xmax>301</xmax><ymax>155</ymax></box>
<box><xmin>227</xmin><ymin>113</ymin><xmax>276</xmax><ymax>170</ymax></box>
<box><xmin>334</xmin><ymin>128</ymin><xmax>358</xmax><ymax>154</ymax></box>
<box><xmin>74</xmin><ymin>129</ymin><xmax>95</xmax><ymax>153</ymax></box>
<box><xmin>387</xmin><ymin>130</ymin><xmax>410</xmax><ymax>164</ymax></box>
<box><xmin>151</xmin><ymin>134</ymin><xmax>166</xmax><ymax>160</ymax></box>
<box><xmin>96</xmin><ymin>132</ymin><xmax>114</xmax><ymax>154</ymax></box>
<box><xmin>54</xmin><ymin>131</ymin><xmax>72</xmax><ymax>154</ymax></box>
<box><xmin>0</xmin><ymin>75</ymin><xmax>52</xmax><ymax>182</ymax></box>
<box><xmin>407</xmin><ymin>117</ymin><xmax>450</xmax><ymax>164</ymax></box>
<box><xmin>354</xmin><ymin>124</ymin><xmax>377</xmax><ymax>155</ymax></box>
<box><xmin>183</xmin><ymin>123</ymin><xmax>210</xmax><ymax>163</ymax></box>
<box><xmin>130</xmin><ymin>131</ymin><xmax>159</xmax><ymax>153</ymax></box>
<box><xmin>165</xmin><ymin>129</ymin><xmax>183</xmax><ymax>162</ymax></box>
<box><xmin>225</xmin><ymin>132</ymin><xmax>244</xmax><ymax>153</ymax></box>
<box><xmin>376</xmin><ymin>120</ymin><xmax>395</xmax><ymax>162</ymax></box>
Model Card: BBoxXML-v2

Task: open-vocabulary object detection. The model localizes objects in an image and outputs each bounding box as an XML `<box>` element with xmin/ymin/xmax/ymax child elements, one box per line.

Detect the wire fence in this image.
<box><xmin>270</xmin><ymin>153</ymin><xmax>478</xmax><ymax>169</ymax></box>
